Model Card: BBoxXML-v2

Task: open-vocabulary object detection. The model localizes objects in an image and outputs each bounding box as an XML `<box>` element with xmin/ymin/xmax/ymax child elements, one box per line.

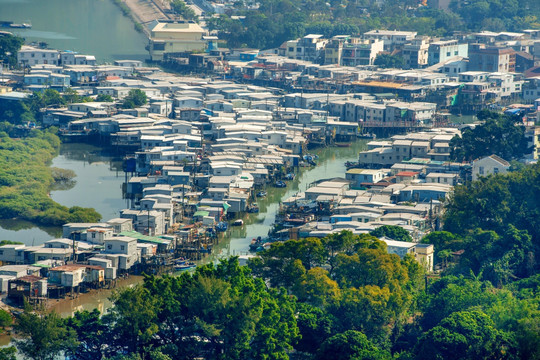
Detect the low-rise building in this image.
<box><xmin>472</xmin><ymin>155</ymin><xmax>510</xmax><ymax>181</ymax></box>
<box><xmin>149</xmin><ymin>21</ymin><xmax>206</xmax><ymax>61</ymax></box>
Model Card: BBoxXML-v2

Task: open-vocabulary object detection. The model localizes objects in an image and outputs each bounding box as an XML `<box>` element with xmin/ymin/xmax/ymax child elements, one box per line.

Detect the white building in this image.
<box><xmin>472</xmin><ymin>155</ymin><xmax>510</xmax><ymax>181</ymax></box>
<box><xmin>17</xmin><ymin>46</ymin><xmax>60</xmax><ymax>67</ymax></box>
<box><xmin>364</xmin><ymin>30</ymin><xmax>417</xmax><ymax>51</ymax></box>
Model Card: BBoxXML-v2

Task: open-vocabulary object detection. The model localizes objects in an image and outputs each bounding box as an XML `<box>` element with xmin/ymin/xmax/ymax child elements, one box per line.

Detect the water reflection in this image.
<box><xmin>0</xmin><ymin>143</ymin><xmax>127</xmax><ymax>244</ymax></box>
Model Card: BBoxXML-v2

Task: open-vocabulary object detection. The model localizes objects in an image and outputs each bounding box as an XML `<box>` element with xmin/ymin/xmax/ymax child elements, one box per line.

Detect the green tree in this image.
<box><xmin>249</xmin><ymin>238</ymin><xmax>326</xmax><ymax>289</ymax></box>
<box><xmin>415</xmin><ymin>310</ymin><xmax>518</xmax><ymax>360</ymax></box>
<box><xmin>374</xmin><ymin>53</ymin><xmax>405</xmax><ymax>69</ymax></box>
<box><xmin>0</xmin><ymin>347</ymin><xmax>16</xmax><ymax>360</ymax></box>
<box><xmin>14</xmin><ymin>307</ymin><xmax>78</xmax><ymax>360</ymax></box>
<box><xmin>333</xmin><ymin>247</ymin><xmax>407</xmax><ymax>289</ymax></box>
<box><xmin>0</xmin><ymin>309</ymin><xmax>12</xmax><ymax>330</ymax></box>
<box><xmin>449</xmin><ymin>111</ymin><xmax>531</xmax><ymax>162</ymax></box>
<box><xmin>104</xmin><ymin>285</ymin><xmax>160</xmax><ymax>355</ymax></box>
<box><xmin>315</xmin><ymin>330</ymin><xmax>390</xmax><ymax>360</ymax></box>
<box><xmin>296</xmin><ymin>267</ymin><xmax>341</xmax><ymax>307</ymax></box>
<box><xmin>122</xmin><ymin>89</ymin><xmax>147</xmax><ymax>109</ymax></box>
<box><xmin>0</xmin><ymin>33</ymin><xmax>24</xmax><ymax>68</ymax></box>
<box><xmin>421</xmin><ymin>231</ymin><xmax>462</xmax><ymax>265</ymax></box>
<box><xmin>64</xmin><ymin>309</ymin><xmax>109</xmax><ymax>360</ymax></box>
<box><xmin>95</xmin><ymin>94</ymin><xmax>114</xmax><ymax>102</ymax></box>
<box><xmin>295</xmin><ymin>303</ymin><xmax>336</xmax><ymax>354</ymax></box>
<box><xmin>63</xmin><ymin>87</ymin><xmax>91</xmax><ymax>104</ymax></box>
<box><xmin>443</xmin><ymin>162</ymin><xmax>540</xmax><ymax>273</ymax></box>
<box><xmin>170</xmin><ymin>0</ymin><xmax>197</xmax><ymax>20</ymax></box>
<box><xmin>131</xmin><ymin>258</ymin><xmax>300</xmax><ymax>360</ymax></box>
<box><xmin>370</xmin><ymin>225</ymin><xmax>413</xmax><ymax>242</ymax></box>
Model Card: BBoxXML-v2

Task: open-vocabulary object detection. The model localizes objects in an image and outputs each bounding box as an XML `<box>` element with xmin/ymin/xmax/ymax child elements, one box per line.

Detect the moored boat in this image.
<box><xmin>284</xmin><ymin>173</ymin><xmax>295</xmax><ymax>180</ymax></box>
<box><xmin>216</xmin><ymin>221</ymin><xmax>228</xmax><ymax>232</ymax></box>
<box><xmin>175</xmin><ymin>262</ymin><xmax>196</xmax><ymax>271</ymax></box>
<box><xmin>247</xmin><ymin>203</ymin><xmax>259</xmax><ymax>213</ymax></box>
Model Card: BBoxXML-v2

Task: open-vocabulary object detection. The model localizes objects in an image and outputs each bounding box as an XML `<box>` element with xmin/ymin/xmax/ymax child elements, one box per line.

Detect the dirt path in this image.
<box><xmin>121</xmin><ymin>0</ymin><xmax>172</xmax><ymax>35</ymax></box>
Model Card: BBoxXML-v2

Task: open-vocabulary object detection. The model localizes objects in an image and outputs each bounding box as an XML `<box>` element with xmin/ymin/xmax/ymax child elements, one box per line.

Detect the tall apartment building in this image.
<box><xmin>468</xmin><ymin>44</ymin><xmax>516</xmax><ymax>73</ymax></box>
<box><xmin>341</xmin><ymin>39</ymin><xmax>384</xmax><ymax>66</ymax></box>
<box><xmin>427</xmin><ymin>40</ymin><xmax>468</xmax><ymax>66</ymax></box>
<box><xmin>403</xmin><ymin>38</ymin><xmax>430</xmax><ymax>69</ymax></box>
<box><xmin>286</xmin><ymin>34</ymin><xmax>328</xmax><ymax>63</ymax></box>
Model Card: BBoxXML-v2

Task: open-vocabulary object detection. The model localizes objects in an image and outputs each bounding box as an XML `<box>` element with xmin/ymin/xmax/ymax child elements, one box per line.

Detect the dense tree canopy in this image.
<box><xmin>122</xmin><ymin>89</ymin><xmax>147</xmax><ymax>109</ymax></box>
<box><xmin>374</xmin><ymin>54</ymin><xmax>405</xmax><ymax>69</ymax></box>
<box><xmin>443</xmin><ymin>162</ymin><xmax>540</xmax><ymax>277</ymax></box>
<box><xmin>0</xmin><ymin>33</ymin><xmax>24</xmax><ymax>68</ymax></box>
<box><xmin>415</xmin><ymin>310</ymin><xmax>517</xmax><ymax>360</ymax></box>
<box><xmin>370</xmin><ymin>225</ymin><xmax>412</xmax><ymax>242</ymax></box>
<box><xmin>208</xmin><ymin>0</ymin><xmax>540</xmax><ymax>50</ymax></box>
<box><xmin>315</xmin><ymin>330</ymin><xmax>390</xmax><ymax>360</ymax></box>
<box><xmin>449</xmin><ymin>111</ymin><xmax>531</xmax><ymax>162</ymax></box>
<box><xmin>11</xmin><ymin>237</ymin><xmax>540</xmax><ymax>360</ymax></box>
<box><xmin>14</xmin><ymin>306</ymin><xmax>78</xmax><ymax>360</ymax></box>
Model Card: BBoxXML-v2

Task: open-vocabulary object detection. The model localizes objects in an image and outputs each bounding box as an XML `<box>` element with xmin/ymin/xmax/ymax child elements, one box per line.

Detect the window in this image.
<box><xmin>0</xmin><ymin>250</ymin><xmax>3</xmax><ymax>255</ymax></box>
<box><xmin>479</xmin><ymin>166</ymin><xmax>484</xmax><ymax>175</ymax></box>
<box><xmin>493</xmin><ymin>167</ymin><xmax>499</xmax><ymax>174</ymax></box>
<box><xmin>107</xmin><ymin>244</ymin><xmax>112</xmax><ymax>250</ymax></box>
<box><xmin>121</xmin><ymin>245</ymin><xmax>125</xmax><ymax>251</ymax></box>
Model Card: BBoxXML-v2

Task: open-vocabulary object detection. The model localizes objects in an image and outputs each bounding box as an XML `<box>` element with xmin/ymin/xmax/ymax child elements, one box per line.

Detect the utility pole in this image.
<box><xmin>72</xmin><ymin>237</ymin><xmax>76</xmax><ymax>264</ymax></box>
<box><xmin>147</xmin><ymin>208</ymin><xmax>151</xmax><ymax>236</ymax></box>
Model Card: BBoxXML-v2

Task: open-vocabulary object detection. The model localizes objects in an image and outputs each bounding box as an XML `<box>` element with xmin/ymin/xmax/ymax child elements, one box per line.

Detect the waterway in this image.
<box><xmin>0</xmin><ymin>138</ymin><xmax>367</xmax><ymax>320</ymax></box>
<box><xmin>0</xmin><ymin>143</ymin><xmax>127</xmax><ymax>245</ymax></box>
<box><xmin>44</xmin><ymin>140</ymin><xmax>368</xmax><ymax>317</ymax></box>
<box><xmin>0</xmin><ymin>0</ymin><xmax>148</xmax><ymax>63</ymax></box>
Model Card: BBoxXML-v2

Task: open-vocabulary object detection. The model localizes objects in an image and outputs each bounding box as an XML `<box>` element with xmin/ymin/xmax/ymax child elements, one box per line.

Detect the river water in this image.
<box><xmin>0</xmin><ymin>140</ymin><xmax>367</xmax><ymax>317</ymax></box>
<box><xmin>0</xmin><ymin>0</ymin><xmax>148</xmax><ymax>63</ymax></box>
<box><xmin>0</xmin><ymin>143</ymin><xmax>127</xmax><ymax>245</ymax></box>
<box><xmin>44</xmin><ymin>140</ymin><xmax>368</xmax><ymax>317</ymax></box>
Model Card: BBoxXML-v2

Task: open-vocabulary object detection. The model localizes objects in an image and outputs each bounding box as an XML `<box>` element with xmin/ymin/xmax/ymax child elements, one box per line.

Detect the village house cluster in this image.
<box><xmin>0</xmin><ymin>219</ymin><xmax>169</xmax><ymax>305</ymax></box>
<box><xmin>0</xmin><ymin>25</ymin><xmax>540</xmax><ymax>304</ymax></box>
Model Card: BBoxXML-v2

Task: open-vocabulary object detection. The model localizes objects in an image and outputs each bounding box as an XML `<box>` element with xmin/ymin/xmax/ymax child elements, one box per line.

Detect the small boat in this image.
<box><xmin>274</xmin><ymin>180</ymin><xmax>286</xmax><ymax>188</ymax></box>
<box><xmin>216</xmin><ymin>221</ymin><xmax>228</xmax><ymax>232</ymax></box>
<box><xmin>232</xmin><ymin>219</ymin><xmax>244</xmax><ymax>226</ymax></box>
<box><xmin>303</xmin><ymin>155</ymin><xmax>317</xmax><ymax>166</ymax></box>
<box><xmin>9</xmin><ymin>22</ymin><xmax>31</xmax><ymax>28</ymax></box>
<box><xmin>284</xmin><ymin>173</ymin><xmax>295</xmax><ymax>180</ymax></box>
<box><xmin>335</xmin><ymin>142</ymin><xmax>351</xmax><ymax>147</ymax></box>
<box><xmin>256</xmin><ymin>191</ymin><xmax>267</xmax><ymax>197</ymax></box>
<box><xmin>175</xmin><ymin>262</ymin><xmax>196</xmax><ymax>271</ymax></box>
<box><xmin>247</xmin><ymin>204</ymin><xmax>259</xmax><ymax>213</ymax></box>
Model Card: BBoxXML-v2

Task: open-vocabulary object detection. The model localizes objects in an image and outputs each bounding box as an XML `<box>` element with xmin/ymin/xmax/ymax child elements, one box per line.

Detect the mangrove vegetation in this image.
<box><xmin>0</xmin><ymin>125</ymin><xmax>101</xmax><ymax>226</ymax></box>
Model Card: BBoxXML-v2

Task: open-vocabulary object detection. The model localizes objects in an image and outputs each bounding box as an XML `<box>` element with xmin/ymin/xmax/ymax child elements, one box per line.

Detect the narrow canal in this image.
<box><xmin>42</xmin><ymin>139</ymin><xmax>368</xmax><ymax>317</ymax></box>
<box><xmin>0</xmin><ymin>137</ymin><xmax>368</xmax><ymax>318</ymax></box>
